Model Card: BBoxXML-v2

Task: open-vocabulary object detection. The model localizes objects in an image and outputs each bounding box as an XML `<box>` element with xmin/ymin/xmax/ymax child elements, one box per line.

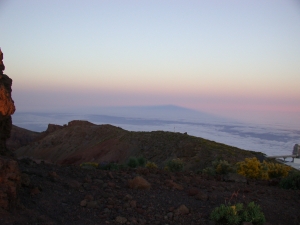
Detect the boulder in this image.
<box><xmin>175</xmin><ymin>204</ymin><xmax>189</xmax><ymax>215</ymax></box>
<box><xmin>128</xmin><ymin>176</ymin><xmax>151</xmax><ymax>190</ymax></box>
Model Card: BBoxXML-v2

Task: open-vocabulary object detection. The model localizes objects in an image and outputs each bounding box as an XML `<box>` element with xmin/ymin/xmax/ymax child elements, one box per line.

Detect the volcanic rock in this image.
<box><xmin>0</xmin><ymin>49</ymin><xmax>21</xmax><ymax>213</ymax></box>
<box><xmin>0</xmin><ymin>48</ymin><xmax>5</xmax><ymax>74</ymax></box>
<box><xmin>175</xmin><ymin>204</ymin><xmax>189</xmax><ymax>215</ymax></box>
<box><xmin>0</xmin><ymin>157</ymin><xmax>21</xmax><ymax>210</ymax></box>
<box><xmin>128</xmin><ymin>176</ymin><xmax>151</xmax><ymax>190</ymax></box>
<box><xmin>0</xmin><ymin>48</ymin><xmax>15</xmax><ymax>156</ymax></box>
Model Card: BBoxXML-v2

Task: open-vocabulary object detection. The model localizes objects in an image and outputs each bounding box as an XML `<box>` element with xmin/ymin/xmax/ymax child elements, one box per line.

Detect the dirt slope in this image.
<box><xmin>7</xmin><ymin>125</ymin><xmax>40</xmax><ymax>151</ymax></box>
<box><xmin>15</xmin><ymin>120</ymin><xmax>264</xmax><ymax>170</ymax></box>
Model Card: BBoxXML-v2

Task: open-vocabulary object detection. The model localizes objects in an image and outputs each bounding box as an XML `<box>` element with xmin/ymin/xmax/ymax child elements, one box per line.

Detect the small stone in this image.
<box><xmin>130</xmin><ymin>200</ymin><xmax>137</xmax><ymax>208</ymax></box>
<box><xmin>84</xmin><ymin>194</ymin><xmax>94</xmax><ymax>201</ymax></box>
<box><xmin>80</xmin><ymin>199</ymin><xmax>87</xmax><ymax>207</ymax></box>
<box><xmin>108</xmin><ymin>172</ymin><xmax>114</xmax><ymax>179</ymax></box>
<box><xmin>136</xmin><ymin>208</ymin><xmax>144</xmax><ymax>214</ymax></box>
<box><xmin>21</xmin><ymin>173</ymin><xmax>30</xmax><ymax>187</ymax></box>
<box><xmin>30</xmin><ymin>187</ymin><xmax>40</xmax><ymax>195</ymax></box>
<box><xmin>103</xmin><ymin>208</ymin><xmax>111</xmax><ymax>213</ymax></box>
<box><xmin>165</xmin><ymin>180</ymin><xmax>184</xmax><ymax>190</ymax></box>
<box><xmin>66</xmin><ymin>180</ymin><xmax>81</xmax><ymax>189</ymax></box>
<box><xmin>124</xmin><ymin>194</ymin><xmax>133</xmax><ymax>201</ymax></box>
<box><xmin>187</xmin><ymin>187</ymin><xmax>199</xmax><ymax>196</ymax></box>
<box><xmin>108</xmin><ymin>182</ymin><xmax>116</xmax><ymax>187</ymax></box>
<box><xmin>115</xmin><ymin>216</ymin><xmax>127</xmax><ymax>224</ymax></box>
<box><xmin>175</xmin><ymin>204</ymin><xmax>189</xmax><ymax>215</ymax></box>
<box><xmin>169</xmin><ymin>206</ymin><xmax>175</xmax><ymax>212</ymax></box>
<box><xmin>167</xmin><ymin>212</ymin><xmax>173</xmax><ymax>219</ymax></box>
<box><xmin>128</xmin><ymin>176</ymin><xmax>151</xmax><ymax>190</ymax></box>
<box><xmin>87</xmin><ymin>201</ymin><xmax>99</xmax><ymax>208</ymax></box>
<box><xmin>195</xmin><ymin>191</ymin><xmax>208</xmax><ymax>201</ymax></box>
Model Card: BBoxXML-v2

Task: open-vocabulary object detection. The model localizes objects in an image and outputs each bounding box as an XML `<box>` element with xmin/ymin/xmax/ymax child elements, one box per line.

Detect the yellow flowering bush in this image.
<box><xmin>237</xmin><ymin>157</ymin><xmax>291</xmax><ymax>180</ymax></box>
<box><xmin>145</xmin><ymin>161</ymin><xmax>158</xmax><ymax>169</ymax></box>
<box><xmin>236</xmin><ymin>158</ymin><xmax>268</xmax><ymax>180</ymax></box>
<box><xmin>263</xmin><ymin>161</ymin><xmax>291</xmax><ymax>179</ymax></box>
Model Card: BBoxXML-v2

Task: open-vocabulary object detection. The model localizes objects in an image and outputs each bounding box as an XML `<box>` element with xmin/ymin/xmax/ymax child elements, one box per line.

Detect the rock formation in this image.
<box><xmin>0</xmin><ymin>48</ymin><xmax>20</xmax><ymax>211</ymax></box>
<box><xmin>0</xmin><ymin>48</ymin><xmax>16</xmax><ymax>156</ymax></box>
<box><xmin>0</xmin><ymin>47</ymin><xmax>5</xmax><ymax>74</ymax></box>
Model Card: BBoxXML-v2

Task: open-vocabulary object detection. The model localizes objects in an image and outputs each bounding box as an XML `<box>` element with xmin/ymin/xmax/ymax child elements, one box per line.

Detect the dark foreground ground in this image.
<box><xmin>1</xmin><ymin>159</ymin><xmax>299</xmax><ymax>225</ymax></box>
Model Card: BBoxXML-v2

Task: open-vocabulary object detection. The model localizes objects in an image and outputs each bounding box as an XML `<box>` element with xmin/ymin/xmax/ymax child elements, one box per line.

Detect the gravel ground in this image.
<box><xmin>1</xmin><ymin>159</ymin><xmax>300</xmax><ymax>225</ymax></box>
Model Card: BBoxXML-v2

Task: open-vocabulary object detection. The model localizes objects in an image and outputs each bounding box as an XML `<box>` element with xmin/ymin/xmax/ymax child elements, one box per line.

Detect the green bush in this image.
<box><xmin>210</xmin><ymin>202</ymin><xmax>265</xmax><ymax>225</ymax></box>
<box><xmin>202</xmin><ymin>159</ymin><xmax>235</xmax><ymax>176</ymax></box>
<box><xmin>165</xmin><ymin>158</ymin><xmax>184</xmax><ymax>172</ymax></box>
<box><xmin>242</xmin><ymin>202</ymin><xmax>266</xmax><ymax>225</ymax></box>
<box><xmin>80</xmin><ymin>162</ymin><xmax>99</xmax><ymax>169</ymax></box>
<box><xmin>280</xmin><ymin>171</ymin><xmax>300</xmax><ymax>190</ymax></box>
<box><xmin>99</xmin><ymin>162</ymin><xmax>121</xmax><ymax>171</ymax></box>
<box><xmin>127</xmin><ymin>157</ymin><xmax>139</xmax><ymax>168</ymax></box>
<box><xmin>137</xmin><ymin>156</ymin><xmax>146</xmax><ymax>167</ymax></box>
<box><xmin>202</xmin><ymin>166</ymin><xmax>216</xmax><ymax>176</ymax></box>
<box><xmin>213</xmin><ymin>159</ymin><xmax>236</xmax><ymax>175</ymax></box>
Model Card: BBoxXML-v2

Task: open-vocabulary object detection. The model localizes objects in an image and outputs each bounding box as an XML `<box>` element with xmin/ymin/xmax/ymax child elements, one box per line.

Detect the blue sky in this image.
<box><xmin>1</xmin><ymin>0</ymin><xmax>300</xmax><ymax>128</ymax></box>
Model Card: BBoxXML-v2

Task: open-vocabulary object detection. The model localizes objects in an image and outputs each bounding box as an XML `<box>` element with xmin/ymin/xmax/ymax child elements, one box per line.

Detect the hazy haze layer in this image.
<box><xmin>1</xmin><ymin>0</ymin><xmax>300</xmax><ymax>127</ymax></box>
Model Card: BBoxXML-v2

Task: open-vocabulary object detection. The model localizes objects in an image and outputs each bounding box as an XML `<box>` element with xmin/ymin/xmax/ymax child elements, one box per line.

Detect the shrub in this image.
<box><xmin>263</xmin><ymin>161</ymin><xmax>291</xmax><ymax>179</ymax></box>
<box><xmin>98</xmin><ymin>162</ymin><xmax>121</xmax><ymax>170</ymax></box>
<box><xmin>165</xmin><ymin>158</ymin><xmax>184</xmax><ymax>172</ymax></box>
<box><xmin>236</xmin><ymin>157</ymin><xmax>292</xmax><ymax>180</ymax></box>
<box><xmin>280</xmin><ymin>171</ymin><xmax>300</xmax><ymax>190</ymax></box>
<box><xmin>236</xmin><ymin>158</ymin><xmax>268</xmax><ymax>180</ymax></box>
<box><xmin>127</xmin><ymin>157</ymin><xmax>139</xmax><ymax>168</ymax></box>
<box><xmin>145</xmin><ymin>161</ymin><xmax>158</xmax><ymax>169</ymax></box>
<box><xmin>242</xmin><ymin>202</ymin><xmax>266</xmax><ymax>225</ymax></box>
<box><xmin>80</xmin><ymin>162</ymin><xmax>98</xmax><ymax>169</ymax></box>
<box><xmin>202</xmin><ymin>159</ymin><xmax>235</xmax><ymax>176</ymax></box>
<box><xmin>210</xmin><ymin>202</ymin><xmax>265</xmax><ymax>225</ymax></box>
<box><xmin>213</xmin><ymin>159</ymin><xmax>236</xmax><ymax>175</ymax></box>
<box><xmin>210</xmin><ymin>203</ymin><xmax>243</xmax><ymax>225</ymax></box>
<box><xmin>202</xmin><ymin>166</ymin><xmax>216</xmax><ymax>176</ymax></box>
<box><xmin>127</xmin><ymin>157</ymin><xmax>147</xmax><ymax>168</ymax></box>
<box><xmin>137</xmin><ymin>156</ymin><xmax>146</xmax><ymax>167</ymax></box>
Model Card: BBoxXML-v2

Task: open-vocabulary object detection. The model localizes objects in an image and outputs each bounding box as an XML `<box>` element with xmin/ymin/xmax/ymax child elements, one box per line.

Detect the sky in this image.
<box><xmin>1</xmin><ymin>0</ymin><xmax>300</xmax><ymax>128</ymax></box>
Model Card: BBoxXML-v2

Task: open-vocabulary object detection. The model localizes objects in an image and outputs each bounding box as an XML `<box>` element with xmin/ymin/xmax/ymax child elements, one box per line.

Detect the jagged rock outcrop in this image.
<box><xmin>0</xmin><ymin>48</ymin><xmax>20</xmax><ymax>212</ymax></box>
<box><xmin>0</xmin><ymin>47</ymin><xmax>5</xmax><ymax>74</ymax></box>
<box><xmin>0</xmin><ymin>48</ymin><xmax>15</xmax><ymax>156</ymax></box>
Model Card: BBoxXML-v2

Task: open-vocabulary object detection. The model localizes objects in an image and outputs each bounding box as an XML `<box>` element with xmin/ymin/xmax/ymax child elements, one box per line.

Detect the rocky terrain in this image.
<box><xmin>0</xmin><ymin>158</ymin><xmax>299</xmax><ymax>225</ymax></box>
<box><xmin>13</xmin><ymin>121</ymin><xmax>264</xmax><ymax>171</ymax></box>
<box><xmin>6</xmin><ymin>125</ymin><xmax>40</xmax><ymax>151</ymax></box>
